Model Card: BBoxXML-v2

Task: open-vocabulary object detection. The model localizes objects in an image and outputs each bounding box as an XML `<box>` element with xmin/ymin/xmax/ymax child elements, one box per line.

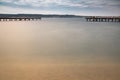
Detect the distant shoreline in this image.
<box><xmin>0</xmin><ymin>14</ymin><xmax>120</xmax><ymax>18</ymax></box>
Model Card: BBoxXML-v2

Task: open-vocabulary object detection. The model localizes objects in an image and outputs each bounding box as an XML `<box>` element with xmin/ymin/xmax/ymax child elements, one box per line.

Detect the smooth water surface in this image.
<box><xmin>0</xmin><ymin>18</ymin><xmax>120</xmax><ymax>80</ymax></box>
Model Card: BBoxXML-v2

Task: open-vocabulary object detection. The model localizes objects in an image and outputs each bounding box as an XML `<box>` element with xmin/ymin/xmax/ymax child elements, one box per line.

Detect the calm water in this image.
<box><xmin>0</xmin><ymin>18</ymin><xmax>120</xmax><ymax>80</ymax></box>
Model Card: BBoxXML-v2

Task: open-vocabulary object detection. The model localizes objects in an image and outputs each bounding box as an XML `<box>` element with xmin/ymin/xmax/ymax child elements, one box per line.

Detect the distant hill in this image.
<box><xmin>0</xmin><ymin>14</ymin><xmax>84</xmax><ymax>18</ymax></box>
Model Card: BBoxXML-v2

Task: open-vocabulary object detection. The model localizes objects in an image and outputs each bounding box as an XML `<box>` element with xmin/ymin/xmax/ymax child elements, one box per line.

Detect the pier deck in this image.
<box><xmin>86</xmin><ymin>16</ymin><xmax>120</xmax><ymax>22</ymax></box>
<box><xmin>0</xmin><ymin>17</ymin><xmax>41</xmax><ymax>21</ymax></box>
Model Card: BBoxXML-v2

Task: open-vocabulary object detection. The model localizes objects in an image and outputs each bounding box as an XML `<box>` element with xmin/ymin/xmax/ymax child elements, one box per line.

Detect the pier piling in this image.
<box><xmin>0</xmin><ymin>17</ymin><xmax>41</xmax><ymax>22</ymax></box>
<box><xmin>86</xmin><ymin>16</ymin><xmax>120</xmax><ymax>22</ymax></box>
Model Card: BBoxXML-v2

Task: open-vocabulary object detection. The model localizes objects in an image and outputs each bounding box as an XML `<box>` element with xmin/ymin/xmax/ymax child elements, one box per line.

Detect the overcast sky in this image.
<box><xmin>0</xmin><ymin>0</ymin><xmax>120</xmax><ymax>16</ymax></box>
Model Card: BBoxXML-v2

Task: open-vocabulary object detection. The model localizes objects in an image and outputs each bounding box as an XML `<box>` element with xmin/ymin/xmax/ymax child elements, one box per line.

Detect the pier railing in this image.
<box><xmin>0</xmin><ymin>17</ymin><xmax>41</xmax><ymax>21</ymax></box>
<box><xmin>86</xmin><ymin>16</ymin><xmax>120</xmax><ymax>22</ymax></box>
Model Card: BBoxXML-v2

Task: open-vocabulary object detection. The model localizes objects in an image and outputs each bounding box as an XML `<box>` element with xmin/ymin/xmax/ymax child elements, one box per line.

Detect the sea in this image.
<box><xmin>0</xmin><ymin>18</ymin><xmax>120</xmax><ymax>80</ymax></box>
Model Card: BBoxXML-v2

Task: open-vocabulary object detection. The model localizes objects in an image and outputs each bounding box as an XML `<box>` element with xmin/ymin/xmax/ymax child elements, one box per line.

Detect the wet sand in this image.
<box><xmin>0</xmin><ymin>62</ymin><xmax>120</xmax><ymax>80</ymax></box>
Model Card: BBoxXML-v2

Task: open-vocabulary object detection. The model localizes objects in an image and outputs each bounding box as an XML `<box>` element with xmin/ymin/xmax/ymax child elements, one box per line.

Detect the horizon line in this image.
<box><xmin>0</xmin><ymin>13</ymin><xmax>120</xmax><ymax>17</ymax></box>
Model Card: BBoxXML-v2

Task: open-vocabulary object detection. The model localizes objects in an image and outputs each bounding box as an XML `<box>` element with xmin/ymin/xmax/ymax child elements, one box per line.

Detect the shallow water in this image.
<box><xmin>0</xmin><ymin>18</ymin><xmax>120</xmax><ymax>80</ymax></box>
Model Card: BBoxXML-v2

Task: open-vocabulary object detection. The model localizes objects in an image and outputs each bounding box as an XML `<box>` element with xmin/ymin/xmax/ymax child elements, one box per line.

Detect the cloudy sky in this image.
<box><xmin>0</xmin><ymin>0</ymin><xmax>120</xmax><ymax>16</ymax></box>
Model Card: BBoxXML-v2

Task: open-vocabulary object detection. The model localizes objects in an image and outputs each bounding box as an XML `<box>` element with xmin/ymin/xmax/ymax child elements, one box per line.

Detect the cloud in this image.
<box><xmin>0</xmin><ymin>0</ymin><xmax>119</xmax><ymax>8</ymax></box>
<box><xmin>0</xmin><ymin>0</ymin><xmax>120</xmax><ymax>15</ymax></box>
<box><xmin>0</xmin><ymin>5</ymin><xmax>66</xmax><ymax>14</ymax></box>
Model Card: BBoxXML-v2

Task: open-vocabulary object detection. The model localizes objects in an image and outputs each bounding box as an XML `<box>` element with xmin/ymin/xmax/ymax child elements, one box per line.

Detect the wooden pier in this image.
<box><xmin>0</xmin><ymin>17</ymin><xmax>41</xmax><ymax>21</ymax></box>
<box><xmin>86</xmin><ymin>16</ymin><xmax>120</xmax><ymax>22</ymax></box>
